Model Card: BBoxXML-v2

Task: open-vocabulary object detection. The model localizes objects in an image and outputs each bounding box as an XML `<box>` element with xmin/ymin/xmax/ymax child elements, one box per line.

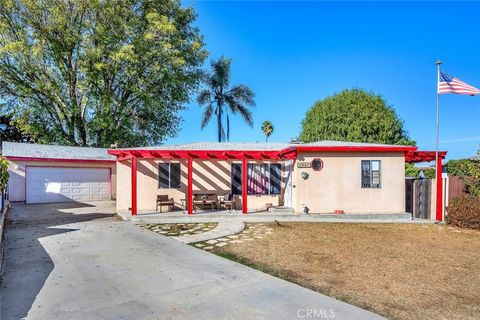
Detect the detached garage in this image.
<box><xmin>2</xmin><ymin>142</ymin><xmax>116</xmax><ymax>204</ymax></box>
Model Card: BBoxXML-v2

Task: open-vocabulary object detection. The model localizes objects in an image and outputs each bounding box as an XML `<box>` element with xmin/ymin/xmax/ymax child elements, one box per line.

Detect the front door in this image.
<box><xmin>284</xmin><ymin>160</ymin><xmax>293</xmax><ymax>207</ymax></box>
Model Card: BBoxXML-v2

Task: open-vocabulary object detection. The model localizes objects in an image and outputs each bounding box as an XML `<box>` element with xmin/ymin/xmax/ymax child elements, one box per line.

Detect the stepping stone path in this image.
<box><xmin>176</xmin><ymin>222</ymin><xmax>244</xmax><ymax>244</ymax></box>
<box><xmin>139</xmin><ymin>223</ymin><xmax>218</xmax><ymax>237</ymax></box>
<box><xmin>140</xmin><ymin>222</ymin><xmax>274</xmax><ymax>251</ymax></box>
<box><xmin>193</xmin><ymin>223</ymin><xmax>275</xmax><ymax>250</ymax></box>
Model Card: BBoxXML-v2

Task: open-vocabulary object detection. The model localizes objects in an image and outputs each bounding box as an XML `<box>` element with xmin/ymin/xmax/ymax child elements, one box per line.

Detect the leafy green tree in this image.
<box><xmin>0</xmin><ymin>0</ymin><xmax>207</xmax><ymax>147</ymax></box>
<box><xmin>0</xmin><ymin>112</ymin><xmax>31</xmax><ymax>143</ymax></box>
<box><xmin>261</xmin><ymin>120</ymin><xmax>274</xmax><ymax>142</ymax></box>
<box><xmin>405</xmin><ymin>163</ymin><xmax>435</xmax><ymax>179</ymax></box>
<box><xmin>197</xmin><ymin>57</ymin><xmax>255</xmax><ymax>142</ymax></box>
<box><xmin>0</xmin><ymin>157</ymin><xmax>8</xmax><ymax>191</ymax></box>
<box><xmin>300</xmin><ymin>89</ymin><xmax>413</xmax><ymax>144</ymax></box>
<box><xmin>446</xmin><ymin>159</ymin><xmax>480</xmax><ymax>197</ymax></box>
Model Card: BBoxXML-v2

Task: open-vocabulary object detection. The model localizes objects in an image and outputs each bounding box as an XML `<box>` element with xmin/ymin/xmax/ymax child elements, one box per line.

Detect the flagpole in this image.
<box><xmin>435</xmin><ymin>60</ymin><xmax>442</xmax><ymax>221</ymax></box>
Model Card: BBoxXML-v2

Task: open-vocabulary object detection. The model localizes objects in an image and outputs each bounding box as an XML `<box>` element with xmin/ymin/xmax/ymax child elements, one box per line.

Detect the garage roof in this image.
<box><xmin>1</xmin><ymin>142</ymin><xmax>115</xmax><ymax>161</ymax></box>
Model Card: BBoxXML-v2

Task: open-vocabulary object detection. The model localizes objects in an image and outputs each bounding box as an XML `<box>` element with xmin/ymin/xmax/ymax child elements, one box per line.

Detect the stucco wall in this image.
<box><xmin>7</xmin><ymin>160</ymin><xmax>116</xmax><ymax>202</ymax></box>
<box><xmin>292</xmin><ymin>152</ymin><xmax>406</xmax><ymax>214</ymax></box>
<box><xmin>116</xmin><ymin>159</ymin><xmax>283</xmax><ymax>213</ymax></box>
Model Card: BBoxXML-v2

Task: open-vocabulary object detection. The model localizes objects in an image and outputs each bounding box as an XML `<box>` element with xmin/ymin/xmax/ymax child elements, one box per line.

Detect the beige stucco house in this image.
<box><xmin>2</xmin><ymin>140</ymin><xmax>445</xmax><ymax>220</ymax></box>
<box><xmin>108</xmin><ymin>141</ymin><xmax>433</xmax><ymax>216</ymax></box>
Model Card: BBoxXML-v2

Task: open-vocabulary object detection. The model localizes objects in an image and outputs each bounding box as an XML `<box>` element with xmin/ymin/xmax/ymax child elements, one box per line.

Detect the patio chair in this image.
<box><xmin>156</xmin><ymin>195</ymin><xmax>174</xmax><ymax>212</ymax></box>
<box><xmin>193</xmin><ymin>194</ymin><xmax>218</xmax><ymax>211</ymax></box>
<box><xmin>220</xmin><ymin>194</ymin><xmax>236</xmax><ymax>212</ymax></box>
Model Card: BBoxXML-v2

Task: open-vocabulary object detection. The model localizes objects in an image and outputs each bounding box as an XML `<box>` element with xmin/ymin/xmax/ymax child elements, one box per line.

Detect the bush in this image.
<box><xmin>0</xmin><ymin>157</ymin><xmax>8</xmax><ymax>191</ymax></box>
<box><xmin>447</xmin><ymin>196</ymin><xmax>480</xmax><ymax>230</ymax></box>
<box><xmin>446</xmin><ymin>159</ymin><xmax>480</xmax><ymax>196</ymax></box>
<box><xmin>405</xmin><ymin>163</ymin><xmax>435</xmax><ymax>179</ymax></box>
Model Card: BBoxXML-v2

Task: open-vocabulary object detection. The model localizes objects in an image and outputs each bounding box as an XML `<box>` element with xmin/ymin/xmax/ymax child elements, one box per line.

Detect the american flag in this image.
<box><xmin>438</xmin><ymin>71</ymin><xmax>480</xmax><ymax>95</ymax></box>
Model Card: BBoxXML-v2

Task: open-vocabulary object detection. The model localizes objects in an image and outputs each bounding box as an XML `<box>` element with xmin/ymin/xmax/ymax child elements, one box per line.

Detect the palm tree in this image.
<box><xmin>197</xmin><ymin>57</ymin><xmax>255</xmax><ymax>142</ymax></box>
<box><xmin>261</xmin><ymin>120</ymin><xmax>274</xmax><ymax>142</ymax></box>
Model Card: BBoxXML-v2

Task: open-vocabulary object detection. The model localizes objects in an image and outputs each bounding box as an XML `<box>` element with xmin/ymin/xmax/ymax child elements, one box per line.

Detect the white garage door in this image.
<box><xmin>26</xmin><ymin>167</ymin><xmax>111</xmax><ymax>203</ymax></box>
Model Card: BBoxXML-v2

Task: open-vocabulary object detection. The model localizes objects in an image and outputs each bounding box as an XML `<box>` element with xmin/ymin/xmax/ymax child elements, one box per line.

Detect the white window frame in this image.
<box><xmin>361</xmin><ymin>160</ymin><xmax>381</xmax><ymax>189</ymax></box>
<box><xmin>158</xmin><ymin>163</ymin><xmax>181</xmax><ymax>189</ymax></box>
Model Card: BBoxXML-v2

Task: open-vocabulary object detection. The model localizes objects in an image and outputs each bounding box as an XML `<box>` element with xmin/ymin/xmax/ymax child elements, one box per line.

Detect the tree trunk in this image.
<box><xmin>217</xmin><ymin>104</ymin><xmax>222</xmax><ymax>142</ymax></box>
<box><xmin>78</xmin><ymin>121</ymin><xmax>87</xmax><ymax>146</ymax></box>
<box><xmin>76</xmin><ymin>112</ymin><xmax>88</xmax><ymax>146</ymax></box>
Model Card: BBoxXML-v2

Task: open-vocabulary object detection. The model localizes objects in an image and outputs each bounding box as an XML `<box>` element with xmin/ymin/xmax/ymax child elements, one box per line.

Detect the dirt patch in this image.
<box><xmin>213</xmin><ymin>223</ymin><xmax>480</xmax><ymax>320</ymax></box>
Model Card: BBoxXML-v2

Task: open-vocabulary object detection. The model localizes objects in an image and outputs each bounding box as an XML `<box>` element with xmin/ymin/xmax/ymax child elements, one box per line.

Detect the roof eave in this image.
<box><xmin>5</xmin><ymin>156</ymin><xmax>115</xmax><ymax>163</ymax></box>
<box><xmin>280</xmin><ymin>145</ymin><xmax>418</xmax><ymax>154</ymax></box>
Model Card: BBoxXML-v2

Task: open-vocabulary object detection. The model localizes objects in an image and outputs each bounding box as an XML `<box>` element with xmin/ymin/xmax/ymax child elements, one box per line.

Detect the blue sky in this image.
<box><xmin>169</xmin><ymin>1</ymin><xmax>480</xmax><ymax>160</ymax></box>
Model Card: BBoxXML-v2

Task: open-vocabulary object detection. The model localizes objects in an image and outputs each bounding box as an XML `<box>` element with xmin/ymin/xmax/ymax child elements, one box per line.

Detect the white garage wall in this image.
<box><xmin>7</xmin><ymin>160</ymin><xmax>116</xmax><ymax>202</ymax></box>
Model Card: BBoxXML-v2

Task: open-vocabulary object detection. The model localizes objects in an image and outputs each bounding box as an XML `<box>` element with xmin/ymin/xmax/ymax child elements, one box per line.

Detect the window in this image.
<box><xmin>248</xmin><ymin>164</ymin><xmax>269</xmax><ymax>194</ymax></box>
<box><xmin>231</xmin><ymin>163</ymin><xmax>282</xmax><ymax>195</ymax></box>
<box><xmin>361</xmin><ymin>160</ymin><xmax>381</xmax><ymax>188</ymax></box>
<box><xmin>231</xmin><ymin>164</ymin><xmax>242</xmax><ymax>195</ymax></box>
<box><xmin>269</xmin><ymin>164</ymin><xmax>282</xmax><ymax>194</ymax></box>
<box><xmin>158</xmin><ymin>163</ymin><xmax>181</xmax><ymax>188</ymax></box>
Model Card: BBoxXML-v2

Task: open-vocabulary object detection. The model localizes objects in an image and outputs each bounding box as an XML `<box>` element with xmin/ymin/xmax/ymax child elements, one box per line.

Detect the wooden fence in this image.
<box><xmin>448</xmin><ymin>176</ymin><xmax>467</xmax><ymax>202</ymax></box>
<box><xmin>406</xmin><ymin>176</ymin><xmax>469</xmax><ymax>220</ymax></box>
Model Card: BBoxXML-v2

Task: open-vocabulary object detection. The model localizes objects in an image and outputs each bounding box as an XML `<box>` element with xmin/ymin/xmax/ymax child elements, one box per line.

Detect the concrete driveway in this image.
<box><xmin>1</xmin><ymin>202</ymin><xmax>383</xmax><ymax>320</ymax></box>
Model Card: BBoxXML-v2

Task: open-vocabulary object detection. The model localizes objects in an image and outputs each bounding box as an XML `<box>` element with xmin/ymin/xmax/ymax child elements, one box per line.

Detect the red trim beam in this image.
<box><xmin>187</xmin><ymin>157</ymin><xmax>193</xmax><ymax>215</ymax></box>
<box><xmin>280</xmin><ymin>145</ymin><xmax>417</xmax><ymax>154</ymax></box>
<box><xmin>108</xmin><ymin>145</ymin><xmax>418</xmax><ymax>161</ymax></box>
<box><xmin>405</xmin><ymin>151</ymin><xmax>447</xmax><ymax>163</ymax></box>
<box><xmin>131</xmin><ymin>157</ymin><xmax>138</xmax><ymax>216</ymax></box>
<box><xmin>108</xmin><ymin>149</ymin><xmax>291</xmax><ymax>160</ymax></box>
<box><xmin>436</xmin><ymin>156</ymin><xmax>443</xmax><ymax>222</ymax></box>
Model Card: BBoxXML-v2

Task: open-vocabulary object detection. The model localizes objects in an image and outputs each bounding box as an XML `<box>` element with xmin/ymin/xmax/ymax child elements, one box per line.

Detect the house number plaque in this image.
<box><xmin>297</xmin><ymin>159</ymin><xmax>324</xmax><ymax>171</ymax></box>
<box><xmin>297</xmin><ymin>162</ymin><xmax>311</xmax><ymax>168</ymax></box>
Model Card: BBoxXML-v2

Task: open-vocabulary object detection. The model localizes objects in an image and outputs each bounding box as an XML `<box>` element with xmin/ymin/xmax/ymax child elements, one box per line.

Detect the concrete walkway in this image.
<box><xmin>174</xmin><ymin>221</ymin><xmax>245</xmax><ymax>244</ymax></box>
<box><xmin>1</xmin><ymin>202</ymin><xmax>384</xmax><ymax>320</ymax></box>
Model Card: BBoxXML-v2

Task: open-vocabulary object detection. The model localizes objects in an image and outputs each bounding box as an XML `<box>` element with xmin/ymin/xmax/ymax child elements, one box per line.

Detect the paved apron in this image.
<box><xmin>1</xmin><ymin>201</ymin><xmax>384</xmax><ymax>320</ymax></box>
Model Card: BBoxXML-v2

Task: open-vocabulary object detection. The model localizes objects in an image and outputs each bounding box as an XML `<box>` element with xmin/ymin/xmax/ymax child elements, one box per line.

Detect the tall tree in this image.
<box><xmin>261</xmin><ymin>120</ymin><xmax>273</xmax><ymax>142</ymax></box>
<box><xmin>0</xmin><ymin>0</ymin><xmax>207</xmax><ymax>147</ymax></box>
<box><xmin>0</xmin><ymin>112</ymin><xmax>31</xmax><ymax>143</ymax></box>
<box><xmin>300</xmin><ymin>89</ymin><xmax>413</xmax><ymax>144</ymax></box>
<box><xmin>197</xmin><ymin>57</ymin><xmax>255</xmax><ymax>142</ymax></box>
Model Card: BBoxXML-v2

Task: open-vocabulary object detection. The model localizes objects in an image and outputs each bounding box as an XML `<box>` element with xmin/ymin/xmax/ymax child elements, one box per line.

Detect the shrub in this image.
<box><xmin>0</xmin><ymin>157</ymin><xmax>8</xmax><ymax>191</ymax></box>
<box><xmin>446</xmin><ymin>159</ymin><xmax>480</xmax><ymax>196</ymax></box>
<box><xmin>405</xmin><ymin>163</ymin><xmax>435</xmax><ymax>179</ymax></box>
<box><xmin>447</xmin><ymin>196</ymin><xmax>480</xmax><ymax>230</ymax></box>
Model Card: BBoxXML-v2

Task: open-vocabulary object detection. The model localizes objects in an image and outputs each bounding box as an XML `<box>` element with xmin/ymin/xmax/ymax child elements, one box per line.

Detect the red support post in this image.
<box><xmin>187</xmin><ymin>157</ymin><xmax>193</xmax><ymax>215</ymax></box>
<box><xmin>242</xmin><ymin>158</ymin><xmax>248</xmax><ymax>214</ymax></box>
<box><xmin>131</xmin><ymin>157</ymin><xmax>137</xmax><ymax>216</ymax></box>
<box><xmin>436</xmin><ymin>156</ymin><xmax>443</xmax><ymax>222</ymax></box>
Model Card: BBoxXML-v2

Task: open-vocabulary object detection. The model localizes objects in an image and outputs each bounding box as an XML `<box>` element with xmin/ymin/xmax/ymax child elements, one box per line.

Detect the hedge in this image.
<box><xmin>447</xmin><ymin>196</ymin><xmax>480</xmax><ymax>230</ymax></box>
